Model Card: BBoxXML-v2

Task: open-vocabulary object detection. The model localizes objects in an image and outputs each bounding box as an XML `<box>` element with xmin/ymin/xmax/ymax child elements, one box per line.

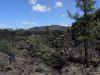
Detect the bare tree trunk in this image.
<box><xmin>84</xmin><ymin>40</ymin><xmax>89</xmax><ymax>68</ymax></box>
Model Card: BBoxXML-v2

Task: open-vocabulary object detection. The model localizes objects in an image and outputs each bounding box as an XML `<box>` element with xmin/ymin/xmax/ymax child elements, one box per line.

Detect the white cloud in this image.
<box><xmin>21</xmin><ymin>21</ymin><xmax>37</xmax><ymax>29</ymax></box>
<box><xmin>62</xmin><ymin>14</ymin><xmax>66</xmax><ymax>17</ymax></box>
<box><xmin>29</xmin><ymin>0</ymin><xmax>37</xmax><ymax>5</ymax></box>
<box><xmin>59</xmin><ymin>23</ymin><xmax>68</xmax><ymax>26</ymax></box>
<box><xmin>0</xmin><ymin>24</ymin><xmax>7</xmax><ymax>28</ymax></box>
<box><xmin>0</xmin><ymin>24</ymin><xmax>15</xmax><ymax>29</ymax></box>
<box><xmin>55</xmin><ymin>1</ymin><xmax>63</xmax><ymax>8</ymax></box>
<box><xmin>32</xmin><ymin>4</ymin><xmax>51</xmax><ymax>12</ymax></box>
<box><xmin>21</xmin><ymin>21</ymin><xmax>37</xmax><ymax>25</ymax></box>
<box><xmin>29</xmin><ymin>0</ymin><xmax>51</xmax><ymax>12</ymax></box>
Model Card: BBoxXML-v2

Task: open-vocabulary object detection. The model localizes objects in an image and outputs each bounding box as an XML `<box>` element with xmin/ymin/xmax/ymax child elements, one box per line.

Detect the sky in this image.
<box><xmin>0</xmin><ymin>0</ymin><xmax>100</xmax><ymax>29</ymax></box>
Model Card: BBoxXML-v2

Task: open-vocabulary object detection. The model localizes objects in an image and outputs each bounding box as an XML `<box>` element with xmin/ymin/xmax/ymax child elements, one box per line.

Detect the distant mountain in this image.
<box><xmin>27</xmin><ymin>25</ymin><xmax>67</xmax><ymax>32</ymax></box>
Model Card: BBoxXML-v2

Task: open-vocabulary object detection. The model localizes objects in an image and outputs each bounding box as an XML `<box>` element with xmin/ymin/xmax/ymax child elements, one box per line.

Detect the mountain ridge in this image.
<box><xmin>27</xmin><ymin>25</ymin><xmax>67</xmax><ymax>32</ymax></box>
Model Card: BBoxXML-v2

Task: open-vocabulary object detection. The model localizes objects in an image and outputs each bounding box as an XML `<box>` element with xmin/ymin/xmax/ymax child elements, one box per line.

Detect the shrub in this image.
<box><xmin>0</xmin><ymin>40</ymin><xmax>16</xmax><ymax>58</ymax></box>
<box><xmin>28</xmin><ymin>34</ymin><xmax>66</xmax><ymax>71</ymax></box>
<box><xmin>29</xmin><ymin>34</ymin><xmax>52</xmax><ymax>55</ymax></box>
<box><xmin>29</xmin><ymin>35</ymin><xmax>50</xmax><ymax>57</ymax></box>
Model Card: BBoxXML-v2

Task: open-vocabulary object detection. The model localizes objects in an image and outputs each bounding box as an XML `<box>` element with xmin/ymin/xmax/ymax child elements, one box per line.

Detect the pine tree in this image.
<box><xmin>76</xmin><ymin>0</ymin><xmax>96</xmax><ymax>68</ymax></box>
<box><xmin>68</xmin><ymin>0</ymin><xmax>96</xmax><ymax>68</ymax></box>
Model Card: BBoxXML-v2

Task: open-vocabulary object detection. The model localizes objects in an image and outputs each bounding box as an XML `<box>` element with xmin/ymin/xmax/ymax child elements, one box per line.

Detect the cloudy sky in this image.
<box><xmin>0</xmin><ymin>0</ymin><xmax>100</xmax><ymax>29</ymax></box>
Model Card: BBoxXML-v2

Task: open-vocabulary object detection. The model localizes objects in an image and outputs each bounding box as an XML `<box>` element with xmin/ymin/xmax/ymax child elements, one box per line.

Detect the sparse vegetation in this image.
<box><xmin>0</xmin><ymin>40</ymin><xmax>16</xmax><ymax>59</ymax></box>
<box><xmin>0</xmin><ymin>0</ymin><xmax>99</xmax><ymax>75</ymax></box>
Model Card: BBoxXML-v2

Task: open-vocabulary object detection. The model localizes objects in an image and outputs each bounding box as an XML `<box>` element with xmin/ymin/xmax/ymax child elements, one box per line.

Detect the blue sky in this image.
<box><xmin>0</xmin><ymin>0</ymin><xmax>100</xmax><ymax>29</ymax></box>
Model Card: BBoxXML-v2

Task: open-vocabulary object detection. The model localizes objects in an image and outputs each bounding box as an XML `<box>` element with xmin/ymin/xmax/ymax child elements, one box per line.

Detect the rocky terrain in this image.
<box><xmin>0</xmin><ymin>48</ymin><xmax>100</xmax><ymax>75</ymax></box>
<box><xmin>0</xmin><ymin>0</ymin><xmax>100</xmax><ymax>74</ymax></box>
<box><xmin>0</xmin><ymin>47</ymin><xmax>56</xmax><ymax>75</ymax></box>
<box><xmin>0</xmin><ymin>33</ymin><xmax>100</xmax><ymax>75</ymax></box>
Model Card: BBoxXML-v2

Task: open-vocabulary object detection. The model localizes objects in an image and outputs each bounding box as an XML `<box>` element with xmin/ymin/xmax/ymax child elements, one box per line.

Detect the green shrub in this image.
<box><xmin>28</xmin><ymin>34</ymin><xmax>66</xmax><ymax>71</ymax></box>
<box><xmin>28</xmin><ymin>34</ymin><xmax>52</xmax><ymax>55</ymax></box>
<box><xmin>29</xmin><ymin>34</ymin><xmax>46</xmax><ymax>45</ymax></box>
<box><xmin>28</xmin><ymin>34</ymin><xmax>53</xmax><ymax>61</ymax></box>
<box><xmin>0</xmin><ymin>40</ymin><xmax>16</xmax><ymax>58</ymax></box>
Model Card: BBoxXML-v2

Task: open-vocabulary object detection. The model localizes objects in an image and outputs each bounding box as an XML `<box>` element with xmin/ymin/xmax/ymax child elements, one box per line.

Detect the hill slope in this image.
<box><xmin>28</xmin><ymin>25</ymin><xmax>67</xmax><ymax>32</ymax></box>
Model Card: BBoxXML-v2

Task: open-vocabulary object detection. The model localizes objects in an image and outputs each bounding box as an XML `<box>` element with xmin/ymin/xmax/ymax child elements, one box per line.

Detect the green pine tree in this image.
<box><xmin>68</xmin><ymin>0</ymin><xmax>96</xmax><ymax>68</ymax></box>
